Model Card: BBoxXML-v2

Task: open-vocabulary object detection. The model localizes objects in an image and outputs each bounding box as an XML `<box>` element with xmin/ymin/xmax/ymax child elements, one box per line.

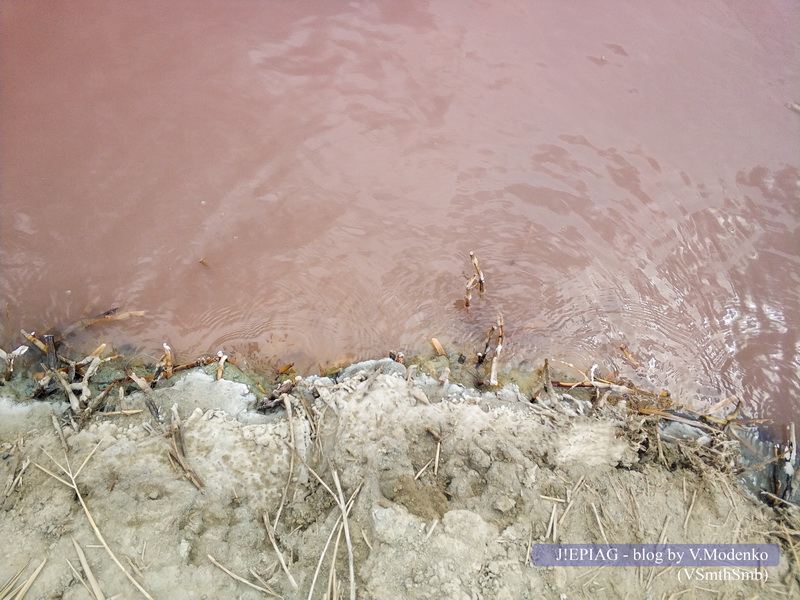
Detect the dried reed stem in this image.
<box><xmin>309</xmin><ymin>514</ymin><xmax>345</xmax><ymax>600</ymax></box>
<box><xmin>782</xmin><ymin>523</ymin><xmax>800</xmax><ymax>574</ymax></box>
<box><xmin>645</xmin><ymin>516</ymin><xmax>671</xmax><ymax>590</ymax></box>
<box><xmin>128</xmin><ymin>370</ymin><xmax>163</xmax><ymax>429</ymax></box>
<box><xmin>307</xmin><ymin>481</ymin><xmax>362</xmax><ymax>600</ymax></box>
<box><xmin>274</xmin><ymin>395</ymin><xmax>297</xmax><ymax>528</ymax></box>
<box><xmin>761</xmin><ymin>491</ymin><xmax>800</xmax><ymax>510</ymax></box>
<box><xmin>558</xmin><ymin>475</ymin><xmax>586</xmax><ymax>526</ymax></box>
<box><xmin>539</xmin><ymin>495</ymin><xmax>566</xmax><ymax>503</ymax></box>
<box><xmin>216</xmin><ymin>351</ymin><xmax>227</xmax><ymax>380</ymax></box>
<box><xmin>66</xmin><ymin>558</ymin><xmax>93</xmax><ymax>598</ymax></box>
<box><xmin>331</xmin><ymin>465</ymin><xmax>356</xmax><ymax>600</ymax></box>
<box><xmin>1</xmin><ymin>558</ymin><xmax>46</xmax><ymax>600</ymax></box>
<box><xmin>51</xmin><ymin>414</ymin><xmax>71</xmax><ymax>453</ymax></box>
<box><xmin>248</xmin><ymin>569</ymin><xmax>282</xmax><ymax>598</ymax></box>
<box><xmin>207</xmin><ymin>554</ymin><xmax>274</xmax><ymax>595</ymax></box>
<box><xmin>414</xmin><ymin>458</ymin><xmax>434</xmax><ymax>480</ymax></box>
<box><xmin>53</xmin><ymin>368</ymin><xmax>81</xmax><ymax>412</ymax></box>
<box><xmin>470</xmin><ymin>251</ymin><xmax>485</xmax><ymax>294</ymax></box>
<box><xmin>590</xmin><ymin>502</ymin><xmax>608</xmax><ymax>544</ymax></box>
<box><xmin>425</xmin><ymin>519</ymin><xmax>439</xmax><ymax>540</ymax></box>
<box><xmin>488</xmin><ymin>314</ymin><xmax>503</xmax><ymax>386</ymax></box>
<box><xmin>683</xmin><ymin>489</ymin><xmax>697</xmax><ymax>534</ymax></box>
<box><xmin>72</xmin><ymin>536</ymin><xmax>105</xmax><ymax>600</ymax></box>
<box><xmin>361</xmin><ymin>529</ymin><xmax>373</xmax><ymax>551</ymax></box>
<box><xmin>263</xmin><ymin>512</ymin><xmax>298</xmax><ymax>589</ymax></box>
<box><xmin>546</xmin><ymin>503</ymin><xmax>558</xmax><ymax>542</ymax></box>
<box><xmin>542</xmin><ymin>359</ymin><xmax>554</xmax><ymax>397</ymax></box>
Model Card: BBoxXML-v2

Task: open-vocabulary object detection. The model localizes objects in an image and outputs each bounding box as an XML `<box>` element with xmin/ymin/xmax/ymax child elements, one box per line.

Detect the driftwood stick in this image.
<box><xmin>20</xmin><ymin>330</ymin><xmax>48</xmax><ymax>353</ymax></box>
<box><xmin>430</xmin><ymin>338</ymin><xmax>446</xmax><ymax>356</ymax></box>
<box><xmin>162</xmin><ymin>343</ymin><xmax>174</xmax><ymax>378</ymax></box>
<box><xmin>60</xmin><ymin>309</ymin><xmax>145</xmax><ymax>338</ymax></box>
<box><xmin>44</xmin><ymin>334</ymin><xmax>58</xmax><ymax>370</ymax></box>
<box><xmin>170</xmin><ymin>404</ymin><xmax>186</xmax><ymax>459</ymax></box>
<box><xmin>476</xmin><ymin>325</ymin><xmax>496</xmax><ymax>368</ymax></box>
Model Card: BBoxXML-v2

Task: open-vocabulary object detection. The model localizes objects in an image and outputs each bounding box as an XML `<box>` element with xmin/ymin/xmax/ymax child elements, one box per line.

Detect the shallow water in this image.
<box><xmin>1</xmin><ymin>1</ymin><xmax>798</xmax><ymax>424</ymax></box>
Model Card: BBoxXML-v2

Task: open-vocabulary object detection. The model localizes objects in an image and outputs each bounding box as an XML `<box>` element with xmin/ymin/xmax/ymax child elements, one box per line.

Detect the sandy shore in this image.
<box><xmin>1</xmin><ymin>358</ymin><xmax>798</xmax><ymax>599</ymax></box>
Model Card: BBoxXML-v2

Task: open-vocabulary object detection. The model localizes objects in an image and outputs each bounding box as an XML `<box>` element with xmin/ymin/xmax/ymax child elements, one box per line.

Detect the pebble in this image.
<box><xmin>494</xmin><ymin>495</ymin><xmax>516</xmax><ymax>513</ymax></box>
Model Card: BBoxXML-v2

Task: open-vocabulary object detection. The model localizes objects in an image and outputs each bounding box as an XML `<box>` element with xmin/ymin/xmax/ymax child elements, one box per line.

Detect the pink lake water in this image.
<box><xmin>1</xmin><ymin>1</ymin><xmax>798</xmax><ymax>424</ymax></box>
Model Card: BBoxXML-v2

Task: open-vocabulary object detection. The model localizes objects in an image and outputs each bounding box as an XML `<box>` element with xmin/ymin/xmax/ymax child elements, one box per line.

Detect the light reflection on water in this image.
<box><xmin>1</xmin><ymin>1</ymin><xmax>798</xmax><ymax>425</ymax></box>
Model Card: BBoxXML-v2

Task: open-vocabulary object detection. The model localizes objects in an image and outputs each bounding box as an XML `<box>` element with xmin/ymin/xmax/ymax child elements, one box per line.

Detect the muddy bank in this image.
<box><xmin>1</xmin><ymin>357</ymin><xmax>798</xmax><ymax>599</ymax></box>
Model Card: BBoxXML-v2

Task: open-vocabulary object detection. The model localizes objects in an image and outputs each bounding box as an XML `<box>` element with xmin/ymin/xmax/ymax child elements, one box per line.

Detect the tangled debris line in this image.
<box><xmin>454</xmin><ymin>250</ymin><xmax>798</xmax><ymax>508</ymax></box>
<box><xmin>1</xmin><ymin>310</ymin><xmax>224</xmax><ymax>435</ymax></box>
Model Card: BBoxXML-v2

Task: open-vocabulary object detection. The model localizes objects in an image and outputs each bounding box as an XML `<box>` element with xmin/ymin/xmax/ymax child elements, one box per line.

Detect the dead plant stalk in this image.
<box><xmin>307</xmin><ymin>481</ymin><xmax>362</xmax><ymax>600</ymax></box>
<box><xmin>263</xmin><ymin>512</ymin><xmax>298</xmax><ymax>589</ymax></box>
<box><xmin>274</xmin><ymin>395</ymin><xmax>296</xmax><ymax>528</ymax></box>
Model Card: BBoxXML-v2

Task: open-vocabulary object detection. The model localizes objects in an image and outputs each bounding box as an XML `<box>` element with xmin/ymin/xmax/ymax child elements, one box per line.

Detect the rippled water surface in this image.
<box><xmin>2</xmin><ymin>1</ymin><xmax>798</xmax><ymax>424</ymax></box>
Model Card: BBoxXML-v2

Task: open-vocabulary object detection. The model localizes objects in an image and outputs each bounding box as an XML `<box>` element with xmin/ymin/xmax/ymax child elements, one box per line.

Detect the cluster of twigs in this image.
<box><xmin>460</xmin><ymin>251</ymin><xmax>507</xmax><ymax>386</ymax></box>
<box><xmin>208</xmin><ymin>392</ymin><xmax>363</xmax><ymax>599</ymax></box>
<box><xmin>12</xmin><ymin>319</ymin><xmax>219</xmax><ymax>433</ymax></box>
<box><xmin>4</xmin><ymin>312</ymin><xmax>226</xmax><ymax>598</ymax></box>
<box><xmin>536</xmin><ymin>356</ymin><xmax>800</xmax><ymax>498</ymax></box>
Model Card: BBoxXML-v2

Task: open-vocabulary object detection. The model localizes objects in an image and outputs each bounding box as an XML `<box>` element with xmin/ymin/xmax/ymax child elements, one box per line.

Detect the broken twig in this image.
<box><xmin>488</xmin><ymin>314</ymin><xmax>504</xmax><ymax>386</ymax></box>
<box><xmin>263</xmin><ymin>512</ymin><xmax>298</xmax><ymax>589</ymax></box>
<box><xmin>470</xmin><ymin>251</ymin><xmax>485</xmax><ymax>294</ymax></box>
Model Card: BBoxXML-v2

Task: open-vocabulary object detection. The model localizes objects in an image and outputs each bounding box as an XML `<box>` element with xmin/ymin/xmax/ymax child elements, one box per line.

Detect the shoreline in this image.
<box><xmin>2</xmin><ymin>345</ymin><xmax>799</xmax><ymax>598</ymax></box>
